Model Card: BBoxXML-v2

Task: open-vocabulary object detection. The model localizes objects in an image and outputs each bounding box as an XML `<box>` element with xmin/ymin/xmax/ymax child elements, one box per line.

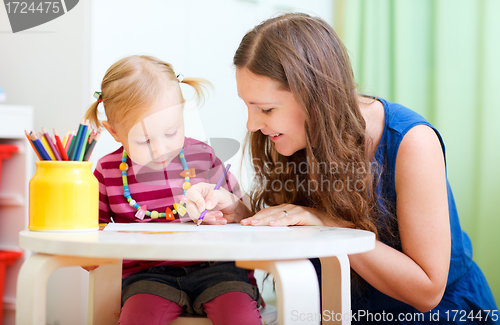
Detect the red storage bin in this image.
<box><xmin>0</xmin><ymin>144</ymin><xmax>18</xmax><ymax>190</ymax></box>
<box><xmin>0</xmin><ymin>250</ymin><xmax>23</xmax><ymax>322</ymax></box>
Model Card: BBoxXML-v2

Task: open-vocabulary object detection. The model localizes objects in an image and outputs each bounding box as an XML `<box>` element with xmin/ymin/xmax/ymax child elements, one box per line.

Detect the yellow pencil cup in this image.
<box><xmin>29</xmin><ymin>161</ymin><xmax>99</xmax><ymax>231</ymax></box>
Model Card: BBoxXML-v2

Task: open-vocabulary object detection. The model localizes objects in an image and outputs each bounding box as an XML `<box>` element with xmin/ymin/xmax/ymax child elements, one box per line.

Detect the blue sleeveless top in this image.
<box><xmin>350</xmin><ymin>98</ymin><xmax>498</xmax><ymax>324</ymax></box>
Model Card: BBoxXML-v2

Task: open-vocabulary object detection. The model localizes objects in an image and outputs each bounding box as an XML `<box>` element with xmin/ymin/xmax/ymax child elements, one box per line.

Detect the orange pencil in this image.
<box><xmin>25</xmin><ymin>130</ymin><xmax>42</xmax><ymax>160</ymax></box>
<box><xmin>53</xmin><ymin>128</ymin><xmax>69</xmax><ymax>161</ymax></box>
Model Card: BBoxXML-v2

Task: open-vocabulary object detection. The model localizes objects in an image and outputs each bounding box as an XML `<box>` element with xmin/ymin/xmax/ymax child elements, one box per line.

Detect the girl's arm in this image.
<box><xmin>349</xmin><ymin>125</ymin><xmax>451</xmax><ymax>312</ymax></box>
<box><xmin>185</xmin><ymin>184</ymin><xmax>253</xmax><ymax>224</ymax></box>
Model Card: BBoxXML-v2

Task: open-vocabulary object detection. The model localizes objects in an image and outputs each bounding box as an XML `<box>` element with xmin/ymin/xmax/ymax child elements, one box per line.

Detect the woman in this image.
<box><xmin>185</xmin><ymin>13</ymin><xmax>498</xmax><ymax>324</ymax></box>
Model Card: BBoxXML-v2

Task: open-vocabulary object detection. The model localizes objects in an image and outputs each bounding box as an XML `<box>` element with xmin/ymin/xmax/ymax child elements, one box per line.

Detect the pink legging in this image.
<box><xmin>118</xmin><ymin>291</ymin><xmax>262</xmax><ymax>325</ymax></box>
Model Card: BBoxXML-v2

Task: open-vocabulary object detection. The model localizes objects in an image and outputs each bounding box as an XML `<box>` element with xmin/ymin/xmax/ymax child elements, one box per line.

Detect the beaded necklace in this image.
<box><xmin>120</xmin><ymin>149</ymin><xmax>195</xmax><ymax>220</ymax></box>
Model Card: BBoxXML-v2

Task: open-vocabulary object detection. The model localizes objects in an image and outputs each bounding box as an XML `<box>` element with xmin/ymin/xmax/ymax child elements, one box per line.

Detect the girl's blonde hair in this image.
<box><xmin>85</xmin><ymin>55</ymin><xmax>210</xmax><ymax>130</ymax></box>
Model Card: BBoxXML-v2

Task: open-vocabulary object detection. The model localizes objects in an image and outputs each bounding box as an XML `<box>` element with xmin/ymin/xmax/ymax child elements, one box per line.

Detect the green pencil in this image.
<box><xmin>78</xmin><ymin>127</ymin><xmax>92</xmax><ymax>161</ymax></box>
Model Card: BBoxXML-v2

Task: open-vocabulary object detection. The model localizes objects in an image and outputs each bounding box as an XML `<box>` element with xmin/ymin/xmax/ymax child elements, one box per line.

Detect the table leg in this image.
<box><xmin>15</xmin><ymin>253</ymin><xmax>120</xmax><ymax>325</ymax></box>
<box><xmin>237</xmin><ymin>259</ymin><xmax>320</xmax><ymax>325</ymax></box>
<box><xmin>88</xmin><ymin>261</ymin><xmax>123</xmax><ymax>325</ymax></box>
<box><xmin>320</xmin><ymin>255</ymin><xmax>350</xmax><ymax>324</ymax></box>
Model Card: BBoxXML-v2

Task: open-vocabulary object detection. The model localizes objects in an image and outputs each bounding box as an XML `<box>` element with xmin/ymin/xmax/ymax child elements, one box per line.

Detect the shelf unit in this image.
<box><xmin>0</xmin><ymin>105</ymin><xmax>33</xmax><ymax>322</ymax></box>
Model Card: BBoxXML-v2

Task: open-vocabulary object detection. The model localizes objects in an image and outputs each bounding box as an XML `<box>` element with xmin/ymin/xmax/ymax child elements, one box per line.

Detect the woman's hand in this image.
<box><xmin>185</xmin><ymin>182</ymin><xmax>247</xmax><ymax>225</ymax></box>
<box><xmin>240</xmin><ymin>204</ymin><xmax>332</xmax><ymax>227</ymax></box>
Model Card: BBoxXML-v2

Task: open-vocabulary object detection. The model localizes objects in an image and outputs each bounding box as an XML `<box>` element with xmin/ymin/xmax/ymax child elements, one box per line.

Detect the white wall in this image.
<box><xmin>88</xmin><ymin>0</ymin><xmax>334</xmax><ymax>193</ymax></box>
<box><xmin>0</xmin><ymin>1</ymin><xmax>333</xmax><ymax>323</ymax></box>
<box><xmin>0</xmin><ymin>2</ymin><xmax>90</xmax><ymax>324</ymax></box>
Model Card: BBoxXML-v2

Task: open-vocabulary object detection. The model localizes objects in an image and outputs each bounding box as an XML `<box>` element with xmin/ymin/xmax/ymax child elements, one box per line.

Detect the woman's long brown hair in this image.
<box><xmin>234</xmin><ymin>13</ymin><xmax>381</xmax><ymax>237</ymax></box>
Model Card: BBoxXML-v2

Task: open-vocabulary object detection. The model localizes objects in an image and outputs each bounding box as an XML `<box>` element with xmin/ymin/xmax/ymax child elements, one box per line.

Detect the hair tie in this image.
<box><xmin>93</xmin><ymin>91</ymin><xmax>102</xmax><ymax>103</ymax></box>
<box><xmin>176</xmin><ymin>74</ymin><xmax>184</xmax><ymax>83</ymax></box>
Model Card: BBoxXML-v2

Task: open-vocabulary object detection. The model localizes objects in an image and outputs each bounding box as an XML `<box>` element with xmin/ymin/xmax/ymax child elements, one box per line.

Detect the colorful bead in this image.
<box><xmin>165</xmin><ymin>208</ymin><xmax>175</xmax><ymax>220</ymax></box>
<box><xmin>178</xmin><ymin>206</ymin><xmax>187</xmax><ymax>216</ymax></box>
<box><xmin>180</xmin><ymin>168</ymin><xmax>196</xmax><ymax>178</ymax></box>
<box><xmin>135</xmin><ymin>205</ymin><xmax>147</xmax><ymax>220</ymax></box>
<box><xmin>174</xmin><ymin>203</ymin><xmax>187</xmax><ymax>216</ymax></box>
<box><xmin>121</xmin><ymin>149</ymin><xmax>191</xmax><ymax>220</ymax></box>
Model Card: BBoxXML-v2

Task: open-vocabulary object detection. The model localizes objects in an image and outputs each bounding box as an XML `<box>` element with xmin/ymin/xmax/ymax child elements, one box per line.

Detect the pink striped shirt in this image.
<box><xmin>94</xmin><ymin>137</ymin><xmax>242</xmax><ymax>277</ymax></box>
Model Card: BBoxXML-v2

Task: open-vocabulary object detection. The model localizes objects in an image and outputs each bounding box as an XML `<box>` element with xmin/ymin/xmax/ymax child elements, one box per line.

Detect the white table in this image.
<box><xmin>16</xmin><ymin>225</ymin><xmax>375</xmax><ymax>325</ymax></box>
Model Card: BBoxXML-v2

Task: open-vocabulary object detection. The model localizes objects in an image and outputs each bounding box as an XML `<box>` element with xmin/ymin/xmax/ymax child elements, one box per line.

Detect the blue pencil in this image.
<box><xmin>73</xmin><ymin>122</ymin><xmax>88</xmax><ymax>162</ymax></box>
<box><xmin>30</xmin><ymin>132</ymin><xmax>52</xmax><ymax>161</ymax></box>
<box><xmin>69</xmin><ymin>119</ymin><xmax>85</xmax><ymax>161</ymax></box>
<box><xmin>197</xmin><ymin>164</ymin><xmax>231</xmax><ymax>226</ymax></box>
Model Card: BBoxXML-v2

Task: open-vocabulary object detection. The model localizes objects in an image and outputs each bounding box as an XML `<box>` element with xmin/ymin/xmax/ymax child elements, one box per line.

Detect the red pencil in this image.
<box><xmin>53</xmin><ymin>128</ymin><xmax>69</xmax><ymax>161</ymax></box>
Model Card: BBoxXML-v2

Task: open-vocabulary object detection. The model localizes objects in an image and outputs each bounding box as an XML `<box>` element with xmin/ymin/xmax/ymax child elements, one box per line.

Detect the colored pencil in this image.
<box><xmin>64</xmin><ymin>131</ymin><xmax>75</xmax><ymax>152</ymax></box>
<box><xmin>42</xmin><ymin>127</ymin><xmax>61</xmax><ymax>161</ymax></box>
<box><xmin>77</xmin><ymin>125</ymin><xmax>91</xmax><ymax>161</ymax></box>
<box><xmin>197</xmin><ymin>164</ymin><xmax>231</xmax><ymax>226</ymax></box>
<box><xmin>30</xmin><ymin>132</ymin><xmax>52</xmax><ymax>161</ymax></box>
<box><xmin>53</xmin><ymin>128</ymin><xmax>69</xmax><ymax>161</ymax></box>
<box><xmin>25</xmin><ymin>130</ymin><xmax>42</xmax><ymax>160</ymax></box>
<box><xmin>69</xmin><ymin>119</ymin><xmax>85</xmax><ymax>161</ymax></box>
<box><xmin>83</xmin><ymin>131</ymin><xmax>100</xmax><ymax>161</ymax></box>
<box><xmin>38</xmin><ymin>131</ymin><xmax>56</xmax><ymax>160</ymax></box>
<box><xmin>66</xmin><ymin>132</ymin><xmax>76</xmax><ymax>154</ymax></box>
<box><xmin>72</xmin><ymin>121</ymin><xmax>88</xmax><ymax>161</ymax></box>
<box><xmin>26</xmin><ymin>122</ymin><xmax>99</xmax><ymax>161</ymax></box>
<box><xmin>62</xmin><ymin>131</ymin><xmax>70</xmax><ymax>148</ymax></box>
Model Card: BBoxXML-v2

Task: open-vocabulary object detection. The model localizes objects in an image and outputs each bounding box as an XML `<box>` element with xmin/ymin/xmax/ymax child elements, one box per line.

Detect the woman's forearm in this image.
<box><xmin>349</xmin><ymin>240</ymin><xmax>448</xmax><ymax>312</ymax></box>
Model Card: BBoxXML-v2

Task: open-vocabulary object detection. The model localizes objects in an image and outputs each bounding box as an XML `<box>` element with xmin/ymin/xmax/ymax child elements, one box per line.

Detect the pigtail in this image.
<box><xmin>180</xmin><ymin>77</ymin><xmax>213</xmax><ymax>108</ymax></box>
<box><xmin>84</xmin><ymin>100</ymin><xmax>102</xmax><ymax>129</ymax></box>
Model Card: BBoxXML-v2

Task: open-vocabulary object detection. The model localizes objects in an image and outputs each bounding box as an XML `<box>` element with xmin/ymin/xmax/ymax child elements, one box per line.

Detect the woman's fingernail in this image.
<box><xmin>269</xmin><ymin>220</ymin><xmax>276</xmax><ymax>225</ymax></box>
<box><xmin>251</xmin><ymin>219</ymin><xmax>259</xmax><ymax>225</ymax></box>
<box><xmin>241</xmin><ymin>219</ymin><xmax>250</xmax><ymax>224</ymax></box>
<box><xmin>206</xmin><ymin>201</ymin><xmax>213</xmax><ymax>209</ymax></box>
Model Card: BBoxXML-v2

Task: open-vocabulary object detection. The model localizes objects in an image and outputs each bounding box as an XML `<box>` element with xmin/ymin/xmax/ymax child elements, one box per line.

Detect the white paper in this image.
<box><xmin>103</xmin><ymin>222</ymin><xmax>291</xmax><ymax>232</ymax></box>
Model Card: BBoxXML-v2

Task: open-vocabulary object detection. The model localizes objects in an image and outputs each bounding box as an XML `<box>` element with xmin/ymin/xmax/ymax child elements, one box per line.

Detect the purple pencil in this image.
<box><xmin>197</xmin><ymin>164</ymin><xmax>231</xmax><ymax>226</ymax></box>
<box><xmin>42</xmin><ymin>127</ymin><xmax>62</xmax><ymax>161</ymax></box>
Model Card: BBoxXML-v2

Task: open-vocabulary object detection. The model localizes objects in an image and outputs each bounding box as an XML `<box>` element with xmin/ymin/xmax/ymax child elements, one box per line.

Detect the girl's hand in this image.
<box><xmin>185</xmin><ymin>182</ymin><xmax>243</xmax><ymax>225</ymax></box>
<box><xmin>240</xmin><ymin>204</ymin><xmax>331</xmax><ymax>227</ymax></box>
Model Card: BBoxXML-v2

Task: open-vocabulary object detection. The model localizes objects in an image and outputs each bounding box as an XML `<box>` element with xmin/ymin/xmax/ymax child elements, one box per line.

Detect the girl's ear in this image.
<box><xmin>102</xmin><ymin>121</ymin><xmax>121</xmax><ymax>142</ymax></box>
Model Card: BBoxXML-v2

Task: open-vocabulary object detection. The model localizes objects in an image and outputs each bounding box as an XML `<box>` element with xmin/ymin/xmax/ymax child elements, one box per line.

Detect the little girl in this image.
<box><xmin>85</xmin><ymin>55</ymin><xmax>261</xmax><ymax>325</ymax></box>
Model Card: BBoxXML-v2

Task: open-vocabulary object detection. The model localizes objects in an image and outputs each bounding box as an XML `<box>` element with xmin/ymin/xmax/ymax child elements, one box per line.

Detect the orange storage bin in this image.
<box><xmin>0</xmin><ymin>144</ymin><xmax>18</xmax><ymax>190</ymax></box>
<box><xmin>0</xmin><ymin>250</ymin><xmax>23</xmax><ymax>322</ymax></box>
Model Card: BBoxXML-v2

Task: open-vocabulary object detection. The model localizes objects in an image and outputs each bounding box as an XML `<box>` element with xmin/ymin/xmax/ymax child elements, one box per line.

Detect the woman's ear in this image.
<box><xmin>102</xmin><ymin>121</ymin><xmax>121</xmax><ymax>142</ymax></box>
